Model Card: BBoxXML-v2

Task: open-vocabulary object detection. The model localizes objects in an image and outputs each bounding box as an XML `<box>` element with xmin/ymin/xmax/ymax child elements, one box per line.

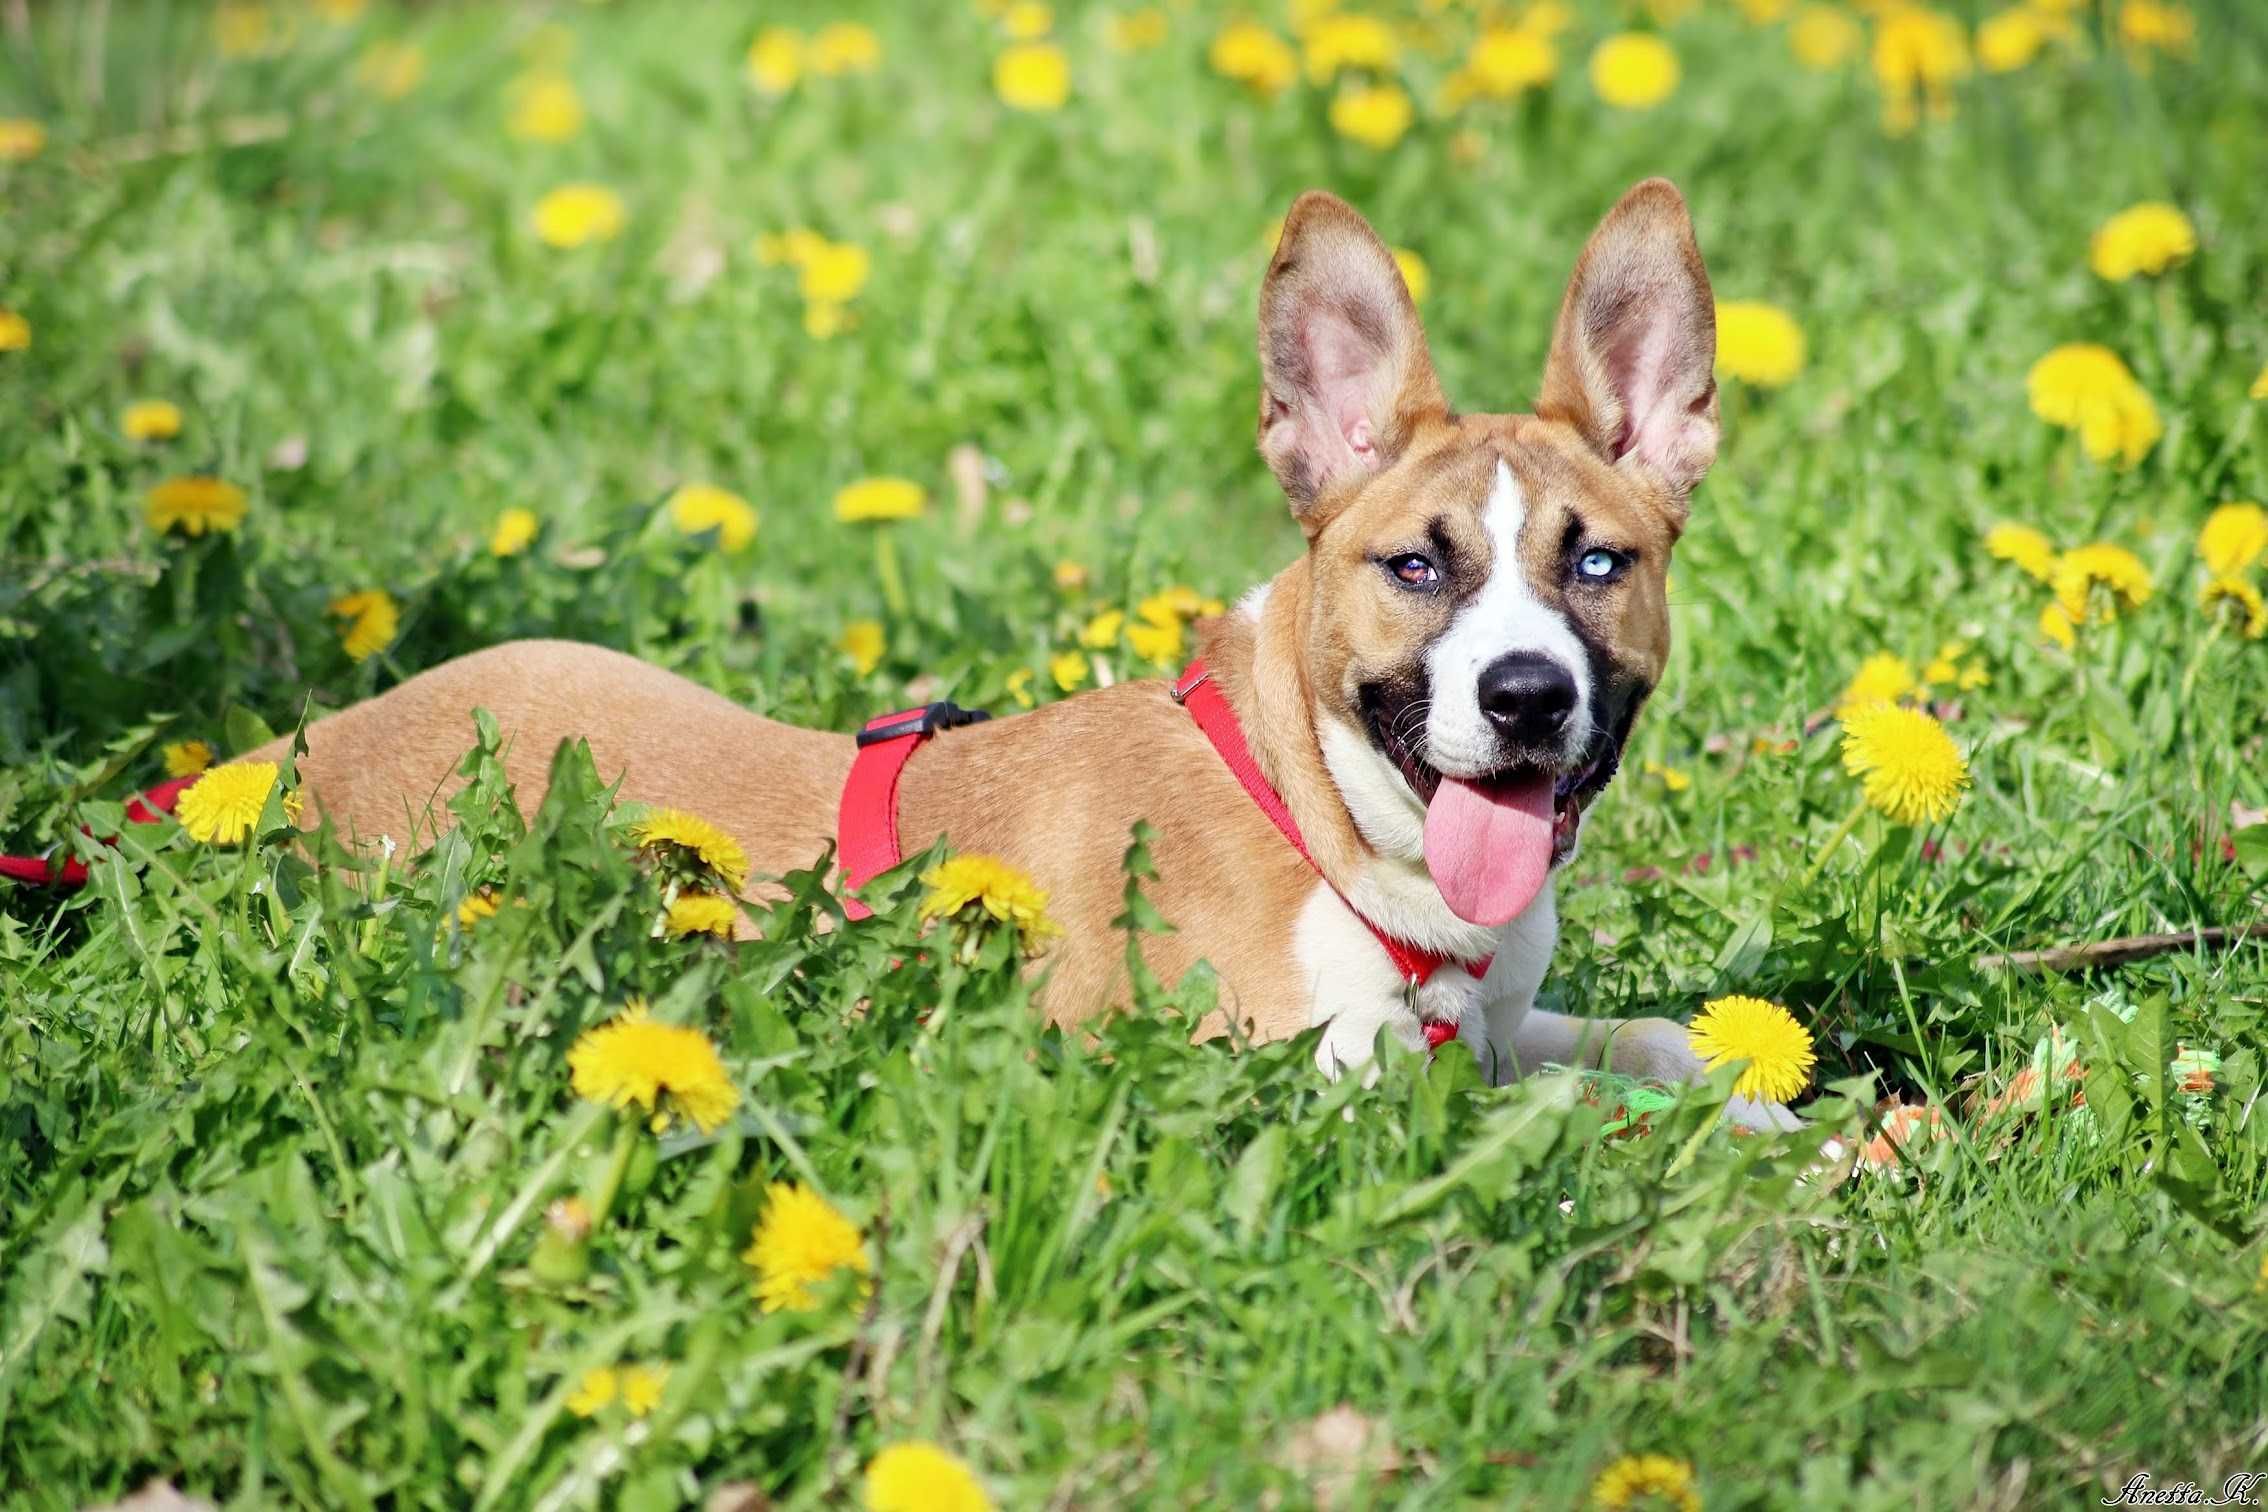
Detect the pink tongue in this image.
<box><xmin>1423</xmin><ymin>773</ymin><xmax>1556</xmax><ymax>927</ymax></box>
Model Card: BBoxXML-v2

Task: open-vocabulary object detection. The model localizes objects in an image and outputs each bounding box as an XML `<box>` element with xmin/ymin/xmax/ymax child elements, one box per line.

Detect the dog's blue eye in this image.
<box><xmin>1576</xmin><ymin>549</ymin><xmax>1622</xmax><ymax>582</ymax></box>
<box><xmin>1385</xmin><ymin>554</ymin><xmax>1439</xmax><ymax>589</ymax></box>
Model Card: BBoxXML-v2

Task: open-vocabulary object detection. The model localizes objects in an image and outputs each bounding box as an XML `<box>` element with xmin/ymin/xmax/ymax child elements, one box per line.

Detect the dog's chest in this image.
<box><xmin>1289</xmin><ymin>881</ymin><xmax>1501</xmax><ymax>1074</ymax></box>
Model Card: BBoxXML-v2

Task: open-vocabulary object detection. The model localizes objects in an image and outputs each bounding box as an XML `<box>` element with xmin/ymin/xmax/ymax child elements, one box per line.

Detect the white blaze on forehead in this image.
<box><xmin>1422</xmin><ymin>459</ymin><xmax>1594</xmax><ymax>776</ymax></box>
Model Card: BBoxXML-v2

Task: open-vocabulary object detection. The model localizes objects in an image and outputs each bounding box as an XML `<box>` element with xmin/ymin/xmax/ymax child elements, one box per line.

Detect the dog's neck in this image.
<box><xmin>1198</xmin><ymin>559</ymin><xmax>1511</xmax><ymax>960</ymax></box>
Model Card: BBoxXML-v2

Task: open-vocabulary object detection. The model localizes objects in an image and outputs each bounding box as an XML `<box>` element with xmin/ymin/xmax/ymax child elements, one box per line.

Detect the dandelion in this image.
<box><xmin>457</xmin><ymin>890</ymin><xmax>500</xmax><ymax>928</ymax></box>
<box><xmin>1467</xmin><ymin>27</ymin><xmax>1556</xmax><ymax>96</ymax></box>
<box><xmin>1005</xmin><ymin>667</ymin><xmax>1035</xmax><ymax>708</ymax></box>
<box><xmin>1840</xmin><ymin>702</ymin><xmax>1968</xmax><ymax>825</ymax></box>
<box><xmin>2090</xmin><ymin>202</ymin><xmax>2195</xmax><ymax>282</ymax></box>
<box><xmin>146</xmin><ymin>476</ymin><xmax>248</xmax><ymax>537</ymax></box>
<box><xmin>835</xmin><ymin>477</ymin><xmax>926</xmax><ymax>523</ymax></box>
<box><xmin>507</xmin><ymin>72</ymin><xmax>584</xmax><ymax>143</ymax></box>
<box><xmin>808</xmin><ymin>21</ymin><xmax>882</xmax><ymax>76</ymax></box>
<box><xmin>1714</xmin><ymin>301</ymin><xmax>1805</xmax><ymax>388</ymax></box>
<box><xmin>122</xmin><ymin>399</ymin><xmax>183</xmax><ymax>442</ymax></box>
<box><xmin>1304</xmin><ymin>13</ymin><xmax>1398</xmax><ymax>83</ymax></box>
<box><xmin>532</xmin><ymin>183</ymin><xmax>626</xmax><ymax>249</ymax></box>
<box><xmin>2038</xmin><ymin>602</ymin><xmax>2078</xmax><ymax>650</ymax></box>
<box><xmin>2202</xmin><ymin>578</ymin><xmax>2266</xmax><ymax>639</ymax></box>
<box><xmin>1329</xmin><ymin>83</ymin><xmax>1414</xmax><ymax>150</ymax></box>
<box><xmin>177</xmin><ymin>762</ymin><xmax>279</xmax><ymax>845</ymax></box>
<box><xmin>920</xmin><ymin>853</ymin><xmax>1062</xmax><ymax>944</ymax></box>
<box><xmin>665</xmin><ymin>892</ymin><xmax>739</xmax><ymax>939</ymax></box>
<box><xmin>1984</xmin><ymin>522</ymin><xmax>2058</xmax><ymax>583</ymax></box>
<box><xmin>1052</xmin><ymin>559</ymin><xmax>1090</xmax><ymax>593</ymax></box>
<box><xmin>1209</xmin><ymin>21</ymin><xmax>1298</xmax><ymax>95</ymax></box>
<box><xmin>0</xmin><ymin>309</ymin><xmax>27</xmax><ymax>352</ymax></box>
<box><xmin>1000</xmin><ymin>2</ymin><xmax>1052</xmax><ymax>40</ymax></box>
<box><xmin>864</xmin><ymin>1442</ymin><xmax>994</xmax><ymax>1512</ymax></box>
<box><xmin>1590</xmin><ymin>1451</ymin><xmax>1701</xmax><ymax>1512</ymax></box>
<box><xmin>800</xmin><ymin>241</ymin><xmax>871</xmax><ymax>308</ymax></box>
<box><xmin>619</xmin><ymin>1364</ymin><xmax>668</xmax><ymax>1418</ymax></box>
<box><xmin>2026</xmin><ymin>343</ymin><xmax>2161</xmax><ymax>467</ymax></box>
<box><xmin>2051</xmin><ymin>542</ymin><xmax>2152</xmax><ymax>624</ymax></box>
<box><xmin>2197</xmin><ymin>502</ymin><xmax>2268</xmax><ymax>579</ymax></box>
<box><xmin>839</xmin><ymin>619</ymin><xmax>887</xmax><ymax>676</ymax></box>
<box><xmin>1590</xmin><ymin>34</ymin><xmax>1679</xmax><ymax>110</ymax></box>
<box><xmin>994</xmin><ymin>42</ymin><xmax>1071</xmax><ymax>112</ymax></box>
<box><xmin>1108</xmin><ymin>10</ymin><xmax>1168</xmax><ymax>53</ymax></box>
<box><xmin>1836</xmin><ymin>652</ymin><xmax>1916</xmax><ymax>713</ymax></box>
<box><xmin>1687</xmin><ymin>996</ymin><xmax>1815</xmax><ymax>1104</ymax></box>
<box><xmin>0</xmin><ymin>118</ymin><xmax>45</xmax><ymax>162</ymax></box>
<box><xmin>489</xmin><ymin>507</ymin><xmax>539</xmax><ymax>558</ymax></box>
<box><xmin>1125</xmin><ymin>615</ymin><xmax>1185</xmax><ymax>667</ymax></box>
<box><xmin>565</xmin><ymin>1368</ymin><xmax>617</xmax><ymax>1418</ymax></box>
<box><xmin>629</xmin><ymin>807</ymin><xmax>750</xmax><ymax>891</ymax></box>
<box><xmin>2252</xmin><ymin>363</ymin><xmax>2268</xmax><ymax>401</ymax></box>
<box><xmin>569</xmin><ymin>1003</ymin><xmax>740</xmax><ymax>1133</ymax></box>
<box><xmin>1392</xmin><ymin>248</ymin><xmax>1430</xmax><ymax>305</ymax></box>
<box><xmin>213</xmin><ymin>3</ymin><xmax>274</xmax><ymax>59</ymax></box>
<box><xmin>1974</xmin><ymin>8</ymin><xmax>2045</xmax><ymax>72</ymax></box>
<box><xmin>329</xmin><ymin>589</ymin><xmax>399</xmax><ymax>663</ymax></box>
<box><xmin>354</xmin><ymin>41</ymin><xmax>426</xmax><ymax>100</ymax></box>
<box><xmin>667</xmin><ymin>482</ymin><xmax>759</xmax><ymax>551</ymax></box>
<box><xmin>743</xmin><ymin>1182</ymin><xmax>870</xmax><ymax>1313</ymax></box>
<box><xmin>163</xmin><ymin>740</ymin><xmax>214</xmax><ymax>779</ymax></box>
<box><xmin>1050</xmin><ymin>650</ymin><xmax>1090</xmax><ymax>692</ymax></box>
<box><xmin>747</xmin><ymin>27</ymin><xmax>803</xmax><ymax>93</ymax></box>
<box><xmin>1790</xmin><ymin>5</ymin><xmax>1860</xmax><ymax>68</ymax></box>
<box><xmin>1079</xmin><ymin>609</ymin><xmax>1124</xmax><ymax>649</ymax></box>
<box><xmin>755</xmin><ymin>227</ymin><xmax>828</xmax><ymax>268</ymax></box>
<box><xmin>2118</xmin><ymin>0</ymin><xmax>2194</xmax><ymax>61</ymax></box>
<box><xmin>1871</xmin><ymin>6</ymin><xmax>1969</xmax><ymax>134</ymax></box>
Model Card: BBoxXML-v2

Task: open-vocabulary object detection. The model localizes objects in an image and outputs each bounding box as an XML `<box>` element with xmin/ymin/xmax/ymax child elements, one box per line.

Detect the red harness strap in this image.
<box><xmin>1173</xmin><ymin>660</ymin><xmax>1490</xmax><ymax>1047</ymax></box>
<box><xmin>835</xmin><ymin>701</ymin><xmax>991</xmax><ymax>920</ymax></box>
<box><xmin>0</xmin><ymin>774</ymin><xmax>198</xmax><ymax>887</ymax></box>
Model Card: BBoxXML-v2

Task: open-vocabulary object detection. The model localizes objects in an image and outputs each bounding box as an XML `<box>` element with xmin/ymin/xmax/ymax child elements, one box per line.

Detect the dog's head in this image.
<box><xmin>1255</xmin><ymin>180</ymin><xmax>1717</xmax><ymax>929</ymax></box>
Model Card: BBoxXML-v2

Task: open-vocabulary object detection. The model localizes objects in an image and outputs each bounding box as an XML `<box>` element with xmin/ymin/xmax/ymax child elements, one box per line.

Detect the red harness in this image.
<box><xmin>0</xmin><ymin>775</ymin><xmax>196</xmax><ymax>887</ymax></box>
<box><xmin>834</xmin><ymin>661</ymin><xmax>1489</xmax><ymax>1048</ymax></box>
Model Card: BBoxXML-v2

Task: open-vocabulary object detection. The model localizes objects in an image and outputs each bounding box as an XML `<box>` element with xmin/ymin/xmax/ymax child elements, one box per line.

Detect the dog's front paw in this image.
<box><xmin>1610</xmin><ymin>1018</ymin><xmax>1801</xmax><ymax>1132</ymax></box>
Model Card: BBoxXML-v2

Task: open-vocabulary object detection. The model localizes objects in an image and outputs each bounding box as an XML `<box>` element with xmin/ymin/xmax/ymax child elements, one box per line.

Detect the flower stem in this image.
<box><xmin>587</xmin><ymin>1116</ymin><xmax>639</xmax><ymax>1228</ymax></box>
<box><xmin>873</xmin><ymin>530</ymin><xmax>908</xmax><ymax>620</ymax></box>
<box><xmin>1802</xmin><ymin>797</ymin><xmax>1871</xmax><ymax>889</ymax></box>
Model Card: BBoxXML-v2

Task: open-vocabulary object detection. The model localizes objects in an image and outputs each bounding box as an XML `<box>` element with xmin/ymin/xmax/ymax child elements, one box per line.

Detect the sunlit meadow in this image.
<box><xmin>3</xmin><ymin>1</ymin><xmax>2266</xmax><ymax>1507</ymax></box>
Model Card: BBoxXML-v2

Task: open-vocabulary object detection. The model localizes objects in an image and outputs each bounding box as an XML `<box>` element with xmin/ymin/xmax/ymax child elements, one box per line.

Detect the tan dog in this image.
<box><xmin>241</xmin><ymin>180</ymin><xmax>1792</xmax><ymax>1126</ymax></box>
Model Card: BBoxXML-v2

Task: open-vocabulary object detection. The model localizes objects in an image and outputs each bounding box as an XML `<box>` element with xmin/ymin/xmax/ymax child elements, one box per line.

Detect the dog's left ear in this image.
<box><xmin>1536</xmin><ymin>179</ymin><xmax>1719</xmax><ymax>525</ymax></box>
<box><xmin>1257</xmin><ymin>191</ymin><xmax>1447</xmax><ymax>534</ymax></box>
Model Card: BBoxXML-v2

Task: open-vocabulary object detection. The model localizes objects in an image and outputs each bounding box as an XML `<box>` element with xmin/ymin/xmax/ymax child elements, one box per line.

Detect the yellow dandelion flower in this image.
<box><xmin>176</xmin><ymin>762</ymin><xmax>279</xmax><ymax>845</ymax></box>
<box><xmin>755</xmin><ymin>227</ymin><xmax>828</xmax><ymax>268</ymax></box>
<box><xmin>0</xmin><ymin>118</ymin><xmax>46</xmax><ymax>162</ymax></box>
<box><xmin>2197</xmin><ymin>502</ymin><xmax>2268</xmax><ymax>579</ymax></box>
<box><xmin>507</xmin><ymin>72</ymin><xmax>584</xmax><ymax>143</ymax></box>
<box><xmin>1871</xmin><ymin>6</ymin><xmax>1969</xmax><ymax>134</ymax></box>
<box><xmin>1590</xmin><ymin>33</ymin><xmax>1679</xmax><ymax>110</ymax></box>
<box><xmin>2118</xmin><ymin>0</ymin><xmax>2194</xmax><ymax>60</ymax></box>
<box><xmin>1050</xmin><ymin>650</ymin><xmax>1090</xmax><ymax>692</ymax></box>
<box><xmin>834</xmin><ymin>477</ymin><xmax>926</xmax><ymax>523</ymax></box>
<box><xmin>618</xmin><ymin>1364</ymin><xmax>667</xmax><ymax>1418</ymax></box>
<box><xmin>163</xmin><ymin>739</ymin><xmax>214</xmax><ymax>779</ymax></box>
<box><xmin>1983</xmin><ymin>522</ymin><xmax>2059</xmax><ymax>583</ymax></box>
<box><xmin>920</xmin><ymin>853</ymin><xmax>1062</xmax><ymax>942</ymax></box>
<box><xmin>804</xmin><ymin>302</ymin><xmax>852</xmax><ymax>340</ymax></box>
<box><xmin>565</xmin><ymin>1368</ymin><xmax>617</xmax><ymax>1418</ymax></box>
<box><xmin>1641</xmin><ymin>759</ymin><xmax>1691</xmax><ymax>793</ymax></box>
<box><xmin>489</xmin><ymin>507</ymin><xmax>539</xmax><ymax>558</ymax></box>
<box><xmin>1108</xmin><ymin>10</ymin><xmax>1168</xmax><ymax>52</ymax></box>
<box><xmin>808</xmin><ymin>21</ymin><xmax>882</xmax><ymax>76</ymax></box>
<box><xmin>994</xmin><ymin>42</ymin><xmax>1071</xmax><ymax>112</ymax></box>
<box><xmin>1467</xmin><ymin>27</ymin><xmax>1556</xmax><ymax>96</ymax></box>
<box><xmin>665</xmin><ymin>892</ymin><xmax>739</xmax><ymax>939</ymax></box>
<box><xmin>2090</xmin><ymin>201</ymin><xmax>2195</xmax><ymax>282</ymax></box>
<box><xmin>531</xmin><ymin>183</ymin><xmax>626</xmax><ymax>249</ymax></box>
<box><xmin>666</xmin><ymin>482</ymin><xmax>759</xmax><ymax>551</ymax></box>
<box><xmin>2252</xmin><ymin>363</ymin><xmax>2268</xmax><ymax>401</ymax></box>
<box><xmin>800</xmin><ymin>242</ymin><xmax>872</xmax><ymax>305</ymax></box>
<box><xmin>0</xmin><ymin>309</ymin><xmax>27</xmax><ymax>352</ymax></box>
<box><xmin>1714</xmin><ymin>301</ymin><xmax>1806</xmax><ymax>388</ymax></box>
<box><xmin>629</xmin><ymin>807</ymin><xmax>750</xmax><ymax>892</ymax></box>
<box><xmin>1001</xmin><ymin>2</ymin><xmax>1052</xmax><ymax>40</ymax></box>
<box><xmin>1920</xmin><ymin>640</ymin><xmax>1966</xmax><ymax>686</ymax></box>
<box><xmin>329</xmin><ymin>589</ymin><xmax>399</xmax><ymax>664</ymax></box>
<box><xmin>122</xmin><ymin>399</ymin><xmax>183</xmax><ymax>442</ymax></box>
<box><xmin>1975</xmin><ymin>8</ymin><xmax>2046</xmax><ymax>72</ymax></box>
<box><xmin>1591</xmin><ymin>1452</ymin><xmax>1701</xmax><ymax>1512</ymax></box>
<box><xmin>1125</xmin><ymin>615</ymin><xmax>1185</xmax><ymax>667</ymax></box>
<box><xmin>2201</xmin><ymin>577</ymin><xmax>2266</xmax><ymax>639</ymax></box>
<box><xmin>1304</xmin><ymin>13</ymin><xmax>1398</xmax><ymax>83</ymax></box>
<box><xmin>2039</xmin><ymin>601</ymin><xmax>2078</xmax><ymax>650</ymax></box>
<box><xmin>743</xmin><ymin>1182</ymin><xmax>870</xmax><ymax>1313</ymax></box>
<box><xmin>146</xmin><ymin>476</ymin><xmax>248</xmax><ymax>537</ymax></box>
<box><xmin>839</xmin><ymin>619</ymin><xmax>887</xmax><ymax>676</ymax></box>
<box><xmin>2026</xmin><ymin>343</ymin><xmax>2161</xmax><ymax>467</ymax></box>
<box><xmin>1736</xmin><ymin>0</ymin><xmax>1792</xmax><ymax>21</ymax></box>
<box><xmin>1836</xmin><ymin>651</ymin><xmax>1916</xmax><ymax>713</ymax></box>
<box><xmin>213</xmin><ymin>3</ymin><xmax>273</xmax><ymax>59</ymax></box>
<box><xmin>457</xmin><ymin>889</ymin><xmax>501</xmax><ymax>928</ymax></box>
<box><xmin>568</xmin><ymin>1003</ymin><xmax>740</xmax><ymax>1134</ymax></box>
<box><xmin>1790</xmin><ymin>5</ymin><xmax>1861</xmax><ymax>68</ymax></box>
<box><xmin>2051</xmin><ymin>542</ymin><xmax>2152</xmax><ymax>624</ymax></box>
<box><xmin>747</xmin><ymin>27</ymin><xmax>803</xmax><ymax>94</ymax></box>
<box><xmin>1839</xmin><ymin>702</ymin><xmax>1969</xmax><ymax>825</ymax></box>
<box><xmin>864</xmin><ymin>1442</ymin><xmax>994</xmax><ymax>1512</ymax></box>
<box><xmin>1079</xmin><ymin>608</ymin><xmax>1125</xmax><ymax>649</ymax></box>
<box><xmin>354</xmin><ymin>41</ymin><xmax>426</xmax><ymax>100</ymax></box>
<box><xmin>1392</xmin><ymin>248</ymin><xmax>1430</xmax><ymax>304</ymax></box>
<box><xmin>313</xmin><ymin>0</ymin><xmax>367</xmax><ymax>21</ymax></box>
<box><xmin>1329</xmin><ymin>83</ymin><xmax>1414</xmax><ymax>150</ymax></box>
<box><xmin>1052</xmin><ymin>559</ymin><xmax>1090</xmax><ymax>592</ymax></box>
<box><xmin>1209</xmin><ymin>21</ymin><xmax>1298</xmax><ymax>95</ymax></box>
<box><xmin>1005</xmin><ymin>666</ymin><xmax>1035</xmax><ymax>709</ymax></box>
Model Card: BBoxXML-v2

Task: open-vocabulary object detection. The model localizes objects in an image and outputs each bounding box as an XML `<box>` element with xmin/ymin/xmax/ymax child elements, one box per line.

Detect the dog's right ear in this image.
<box><xmin>1256</xmin><ymin>191</ymin><xmax>1446</xmax><ymax>533</ymax></box>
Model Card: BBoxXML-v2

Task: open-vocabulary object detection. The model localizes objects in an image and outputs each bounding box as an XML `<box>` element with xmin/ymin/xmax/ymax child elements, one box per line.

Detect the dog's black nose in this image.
<box><xmin>1478</xmin><ymin>652</ymin><xmax>1577</xmax><ymax>745</ymax></box>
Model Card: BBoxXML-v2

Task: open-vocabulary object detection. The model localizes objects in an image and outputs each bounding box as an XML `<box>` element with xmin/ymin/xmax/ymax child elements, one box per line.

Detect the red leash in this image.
<box><xmin>0</xmin><ymin>775</ymin><xmax>198</xmax><ymax>887</ymax></box>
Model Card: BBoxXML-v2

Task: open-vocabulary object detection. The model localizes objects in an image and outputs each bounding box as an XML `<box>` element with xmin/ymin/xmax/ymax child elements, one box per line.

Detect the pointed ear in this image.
<box><xmin>1535</xmin><ymin>179</ymin><xmax>1719</xmax><ymax>515</ymax></box>
<box><xmin>1256</xmin><ymin>191</ymin><xmax>1447</xmax><ymax>530</ymax></box>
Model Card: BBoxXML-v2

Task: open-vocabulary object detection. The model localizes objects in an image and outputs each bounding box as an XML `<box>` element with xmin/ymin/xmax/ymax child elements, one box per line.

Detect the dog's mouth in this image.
<box><xmin>1367</xmin><ymin>712</ymin><xmax>1620</xmax><ymax>867</ymax></box>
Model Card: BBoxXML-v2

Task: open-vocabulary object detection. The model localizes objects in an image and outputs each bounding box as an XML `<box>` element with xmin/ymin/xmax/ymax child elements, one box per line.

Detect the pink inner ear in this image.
<box><xmin>1309</xmin><ymin>310</ymin><xmax>1386</xmax><ymax>457</ymax></box>
<box><xmin>1602</xmin><ymin>305</ymin><xmax>1713</xmax><ymax>485</ymax></box>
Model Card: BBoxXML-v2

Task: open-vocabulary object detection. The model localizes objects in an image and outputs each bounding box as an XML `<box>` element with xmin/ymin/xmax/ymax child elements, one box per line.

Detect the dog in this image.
<box><xmin>233</xmin><ymin>179</ymin><xmax>1793</xmax><ymax>1127</ymax></box>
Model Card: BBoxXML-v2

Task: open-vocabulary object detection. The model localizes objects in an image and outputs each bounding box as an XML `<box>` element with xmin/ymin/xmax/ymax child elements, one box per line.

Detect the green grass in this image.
<box><xmin>4</xmin><ymin>1</ymin><xmax>2268</xmax><ymax>1507</ymax></box>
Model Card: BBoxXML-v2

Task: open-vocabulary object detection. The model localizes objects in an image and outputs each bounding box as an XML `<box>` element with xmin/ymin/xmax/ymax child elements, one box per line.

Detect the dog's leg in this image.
<box><xmin>1505</xmin><ymin>1010</ymin><xmax>1800</xmax><ymax>1131</ymax></box>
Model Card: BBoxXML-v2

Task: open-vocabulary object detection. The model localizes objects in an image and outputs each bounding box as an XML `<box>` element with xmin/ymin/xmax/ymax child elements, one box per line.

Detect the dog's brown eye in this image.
<box><xmin>1383</xmin><ymin>553</ymin><xmax>1439</xmax><ymax>590</ymax></box>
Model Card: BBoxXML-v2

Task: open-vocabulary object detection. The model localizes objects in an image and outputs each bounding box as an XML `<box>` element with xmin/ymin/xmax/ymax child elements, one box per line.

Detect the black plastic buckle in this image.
<box><xmin>856</xmin><ymin>700</ymin><xmax>993</xmax><ymax>747</ymax></box>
